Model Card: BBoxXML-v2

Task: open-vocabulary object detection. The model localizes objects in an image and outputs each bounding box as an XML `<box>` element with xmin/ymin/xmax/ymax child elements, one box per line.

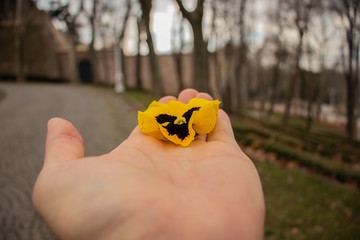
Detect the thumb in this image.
<box><xmin>44</xmin><ymin>118</ymin><xmax>85</xmax><ymax>166</ymax></box>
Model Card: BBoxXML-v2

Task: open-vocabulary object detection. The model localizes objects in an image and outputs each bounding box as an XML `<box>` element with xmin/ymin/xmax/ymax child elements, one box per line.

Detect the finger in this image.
<box><xmin>178</xmin><ymin>88</ymin><xmax>198</xmax><ymax>103</ymax></box>
<box><xmin>195</xmin><ymin>92</ymin><xmax>213</xmax><ymax>101</ymax></box>
<box><xmin>159</xmin><ymin>96</ymin><xmax>176</xmax><ymax>103</ymax></box>
<box><xmin>207</xmin><ymin>110</ymin><xmax>238</xmax><ymax>147</ymax></box>
<box><xmin>44</xmin><ymin>118</ymin><xmax>85</xmax><ymax>166</ymax></box>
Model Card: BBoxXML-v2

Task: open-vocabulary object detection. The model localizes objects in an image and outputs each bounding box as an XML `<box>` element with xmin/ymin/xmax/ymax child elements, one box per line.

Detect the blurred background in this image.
<box><xmin>1</xmin><ymin>0</ymin><xmax>360</xmax><ymax>138</ymax></box>
<box><xmin>1</xmin><ymin>0</ymin><xmax>360</xmax><ymax>239</ymax></box>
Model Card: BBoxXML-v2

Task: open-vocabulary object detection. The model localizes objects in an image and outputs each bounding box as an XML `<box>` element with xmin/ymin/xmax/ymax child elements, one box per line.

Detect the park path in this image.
<box><xmin>0</xmin><ymin>83</ymin><xmax>139</xmax><ymax>240</ymax></box>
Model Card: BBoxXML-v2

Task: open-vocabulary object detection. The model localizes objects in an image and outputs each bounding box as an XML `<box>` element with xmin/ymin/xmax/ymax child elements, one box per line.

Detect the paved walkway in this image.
<box><xmin>0</xmin><ymin>83</ymin><xmax>138</xmax><ymax>239</ymax></box>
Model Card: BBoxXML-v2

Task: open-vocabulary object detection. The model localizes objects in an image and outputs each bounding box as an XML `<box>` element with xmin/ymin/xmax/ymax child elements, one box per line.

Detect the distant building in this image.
<box><xmin>0</xmin><ymin>0</ymin><xmax>191</xmax><ymax>94</ymax></box>
<box><xmin>0</xmin><ymin>0</ymin><xmax>68</xmax><ymax>81</ymax></box>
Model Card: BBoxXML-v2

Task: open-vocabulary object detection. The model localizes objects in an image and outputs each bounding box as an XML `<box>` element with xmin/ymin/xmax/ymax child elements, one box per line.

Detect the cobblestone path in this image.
<box><xmin>0</xmin><ymin>83</ymin><xmax>138</xmax><ymax>240</ymax></box>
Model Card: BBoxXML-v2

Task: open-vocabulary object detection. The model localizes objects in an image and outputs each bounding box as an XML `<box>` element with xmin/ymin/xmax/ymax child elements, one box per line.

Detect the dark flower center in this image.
<box><xmin>155</xmin><ymin>107</ymin><xmax>200</xmax><ymax>140</ymax></box>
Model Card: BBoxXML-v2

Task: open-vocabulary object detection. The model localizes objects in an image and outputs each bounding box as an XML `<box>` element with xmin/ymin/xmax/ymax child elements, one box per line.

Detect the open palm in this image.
<box><xmin>33</xmin><ymin>89</ymin><xmax>264</xmax><ymax>240</ymax></box>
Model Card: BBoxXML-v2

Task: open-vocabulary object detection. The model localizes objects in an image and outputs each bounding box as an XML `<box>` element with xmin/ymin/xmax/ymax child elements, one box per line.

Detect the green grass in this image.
<box><xmin>232</xmin><ymin>113</ymin><xmax>360</xmax><ymax>186</ymax></box>
<box><xmin>256</xmin><ymin>160</ymin><xmax>360</xmax><ymax>240</ymax></box>
<box><xmin>261</xmin><ymin>142</ymin><xmax>360</xmax><ymax>185</ymax></box>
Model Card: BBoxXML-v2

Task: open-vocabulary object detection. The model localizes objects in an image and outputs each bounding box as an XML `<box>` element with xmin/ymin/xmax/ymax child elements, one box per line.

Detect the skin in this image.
<box><xmin>33</xmin><ymin>89</ymin><xmax>265</xmax><ymax>240</ymax></box>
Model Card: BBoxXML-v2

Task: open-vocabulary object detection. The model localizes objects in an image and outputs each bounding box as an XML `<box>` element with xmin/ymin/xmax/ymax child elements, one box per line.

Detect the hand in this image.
<box><xmin>33</xmin><ymin>89</ymin><xmax>264</xmax><ymax>240</ymax></box>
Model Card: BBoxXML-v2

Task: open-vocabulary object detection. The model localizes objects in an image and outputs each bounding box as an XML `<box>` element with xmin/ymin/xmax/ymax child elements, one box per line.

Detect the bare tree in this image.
<box><xmin>208</xmin><ymin>0</ymin><xmax>221</xmax><ymax>99</ymax></box>
<box><xmin>50</xmin><ymin>0</ymin><xmax>84</xmax><ymax>84</ymax></box>
<box><xmin>15</xmin><ymin>0</ymin><xmax>25</xmax><ymax>82</ymax></box>
<box><xmin>171</xmin><ymin>11</ymin><xmax>185</xmax><ymax>92</ymax></box>
<box><xmin>283</xmin><ymin>0</ymin><xmax>317</xmax><ymax>124</ymax></box>
<box><xmin>304</xmin><ymin>38</ymin><xmax>316</xmax><ymax>130</ymax></box>
<box><xmin>175</xmin><ymin>0</ymin><xmax>209</xmax><ymax>92</ymax></box>
<box><xmin>113</xmin><ymin>0</ymin><xmax>131</xmax><ymax>92</ymax></box>
<box><xmin>304</xmin><ymin>0</ymin><xmax>333</xmax><ymax>130</ymax></box>
<box><xmin>87</xmin><ymin>0</ymin><xmax>131</xmax><ymax>89</ymax></box>
<box><xmin>136</xmin><ymin>17</ymin><xmax>145</xmax><ymax>89</ymax></box>
<box><xmin>98</xmin><ymin>19</ymin><xmax>112</xmax><ymax>85</ymax></box>
<box><xmin>255</xmin><ymin>45</ymin><xmax>267</xmax><ymax>114</ymax></box>
<box><xmin>88</xmin><ymin>0</ymin><xmax>100</xmax><ymax>84</ymax></box>
<box><xmin>139</xmin><ymin>0</ymin><xmax>164</xmax><ymax>96</ymax></box>
<box><xmin>331</xmin><ymin>0</ymin><xmax>360</xmax><ymax>139</ymax></box>
<box><xmin>312</xmin><ymin>4</ymin><xmax>333</xmax><ymax>120</ymax></box>
<box><xmin>234</xmin><ymin>0</ymin><xmax>249</xmax><ymax>111</ymax></box>
<box><xmin>267</xmin><ymin>0</ymin><xmax>289</xmax><ymax>115</ymax></box>
<box><xmin>209</xmin><ymin>0</ymin><xmax>243</xmax><ymax>112</ymax></box>
<box><xmin>96</xmin><ymin>0</ymin><xmax>117</xmax><ymax>85</ymax></box>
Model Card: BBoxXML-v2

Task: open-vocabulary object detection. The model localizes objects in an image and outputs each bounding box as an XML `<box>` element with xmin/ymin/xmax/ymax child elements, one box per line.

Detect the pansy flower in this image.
<box><xmin>138</xmin><ymin>98</ymin><xmax>221</xmax><ymax>146</ymax></box>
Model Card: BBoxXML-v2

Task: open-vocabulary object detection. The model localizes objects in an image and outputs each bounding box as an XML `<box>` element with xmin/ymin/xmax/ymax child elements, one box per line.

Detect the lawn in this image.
<box><xmin>256</xmin><ymin>160</ymin><xmax>360</xmax><ymax>240</ymax></box>
<box><xmin>124</xmin><ymin>89</ymin><xmax>360</xmax><ymax>239</ymax></box>
<box><xmin>231</xmin><ymin>113</ymin><xmax>360</xmax><ymax>186</ymax></box>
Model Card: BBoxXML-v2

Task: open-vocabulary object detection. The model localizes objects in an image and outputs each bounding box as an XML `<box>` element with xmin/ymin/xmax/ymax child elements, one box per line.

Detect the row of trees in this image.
<box><xmin>13</xmin><ymin>0</ymin><xmax>360</xmax><ymax>139</ymax></box>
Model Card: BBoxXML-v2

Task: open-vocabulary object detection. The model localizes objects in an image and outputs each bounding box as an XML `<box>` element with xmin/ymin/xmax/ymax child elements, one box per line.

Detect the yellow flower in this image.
<box><xmin>138</xmin><ymin>98</ymin><xmax>221</xmax><ymax>146</ymax></box>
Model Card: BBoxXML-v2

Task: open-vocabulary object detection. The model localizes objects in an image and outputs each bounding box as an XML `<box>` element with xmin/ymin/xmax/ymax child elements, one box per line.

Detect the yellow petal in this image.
<box><xmin>192</xmin><ymin>100</ymin><xmax>220</xmax><ymax>134</ymax></box>
<box><xmin>187</xmin><ymin>98</ymin><xmax>213</xmax><ymax>109</ymax></box>
<box><xmin>138</xmin><ymin>101</ymin><xmax>174</xmax><ymax>141</ymax></box>
<box><xmin>138</xmin><ymin>111</ymin><xmax>166</xmax><ymax>140</ymax></box>
<box><xmin>167</xmin><ymin>100</ymin><xmax>188</xmax><ymax>117</ymax></box>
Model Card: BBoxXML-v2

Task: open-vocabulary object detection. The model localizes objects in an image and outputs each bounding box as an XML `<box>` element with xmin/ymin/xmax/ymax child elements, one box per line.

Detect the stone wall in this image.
<box><xmin>56</xmin><ymin>50</ymin><xmax>204</xmax><ymax>96</ymax></box>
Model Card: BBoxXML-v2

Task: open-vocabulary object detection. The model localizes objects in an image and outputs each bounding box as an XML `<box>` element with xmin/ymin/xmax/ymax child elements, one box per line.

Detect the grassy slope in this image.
<box><xmin>256</xmin><ymin>160</ymin><xmax>360</xmax><ymax>240</ymax></box>
<box><xmin>231</xmin><ymin>113</ymin><xmax>360</xmax><ymax>186</ymax></box>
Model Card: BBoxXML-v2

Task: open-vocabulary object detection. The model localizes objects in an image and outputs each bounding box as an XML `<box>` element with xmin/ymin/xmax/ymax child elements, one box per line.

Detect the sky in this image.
<box><xmin>36</xmin><ymin>0</ymin><xmax>193</xmax><ymax>54</ymax></box>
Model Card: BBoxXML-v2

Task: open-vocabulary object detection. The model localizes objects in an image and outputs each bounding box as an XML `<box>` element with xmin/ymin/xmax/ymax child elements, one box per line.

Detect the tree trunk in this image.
<box><xmin>68</xmin><ymin>33</ymin><xmax>80</xmax><ymax>84</ymax></box>
<box><xmin>174</xmin><ymin>52</ymin><xmax>184</xmax><ymax>92</ymax></box>
<box><xmin>346</xmin><ymin>73</ymin><xmax>356</xmax><ymax>139</ymax></box>
<box><xmin>306</xmin><ymin>40</ymin><xmax>315</xmax><ymax>131</ymax></box>
<box><xmin>192</xmin><ymin>19</ymin><xmax>209</xmax><ymax>92</ymax></box>
<box><xmin>136</xmin><ymin>18</ymin><xmax>143</xmax><ymax>89</ymax></box>
<box><xmin>315</xmin><ymin>43</ymin><xmax>326</xmax><ymax>119</ymax></box>
<box><xmin>235</xmin><ymin>0</ymin><xmax>249</xmax><ymax>112</ymax></box>
<box><xmin>335</xmin><ymin>0</ymin><xmax>360</xmax><ymax>139</ymax></box>
<box><xmin>175</xmin><ymin>0</ymin><xmax>208</xmax><ymax>93</ymax></box>
<box><xmin>89</xmin><ymin>0</ymin><xmax>100</xmax><ymax>83</ymax></box>
<box><xmin>315</xmin><ymin>73</ymin><xmax>325</xmax><ymax>119</ymax></box>
<box><xmin>139</xmin><ymin>0</ymin><xmax>164</xmax><ymax>96</ymax></box>
<box><xmin>345</xmin><ymin>31</ymin><xmax>355</xmax><ymax>139</ymax></box>
<box><xmin>355</xmin><ymin>38</ymin><xmax>359</xmax><ymax>139</ymax></box>
<box><xmin>171</xmin><ymin>14</ymin><xmax>184</xmax><ymax>92</ymax></box>
<box><xmin>255</xmin><ymin>48</ymin><xmax>266</xmax><ymax>113</ymax></box>
<box><xmin>113</xmin><ymin>0</ymin><xmax>130</xmax><ymax>92</ymax></box>
<box><xmin>102</xmin><ymin>48</ymin><xmax>111</xmax><ymax>85</ymax></box>
<box><xmin>222</xmin><ymin>43</ymin><xmax>236</xmax><ymax>112</ymax></box>
<box><xmin>15</xmin><ymin>0</ymin><xmax>25</xmax><ymax>82</ymax></box>
<box><xmin>268</xmin><ymin>64</ymin><xmax>280</xmax><ymax>115</ymax></box>
<box><xmin>306</xmin><ymin>76</ymin><xmax>315</xmax><ymax>131</ymax></box>
<box><xmin>269</xmin><ymin>0</ymin><xmax>285</xmax><ymax>115</ymax></box>
<box><xmin>114</xmin><ymin>41</ymin><xmax>125</xmax><ymax>92</ymax></box>
<box><xmin>235</xmin><ymin>44</ymin><xmax>246</xmax><ymax>112</ymax></box>
<box><xmin>283</xmin><ymin>31</ymin><xmax>304</xmax><ymax>125</ymax></box>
